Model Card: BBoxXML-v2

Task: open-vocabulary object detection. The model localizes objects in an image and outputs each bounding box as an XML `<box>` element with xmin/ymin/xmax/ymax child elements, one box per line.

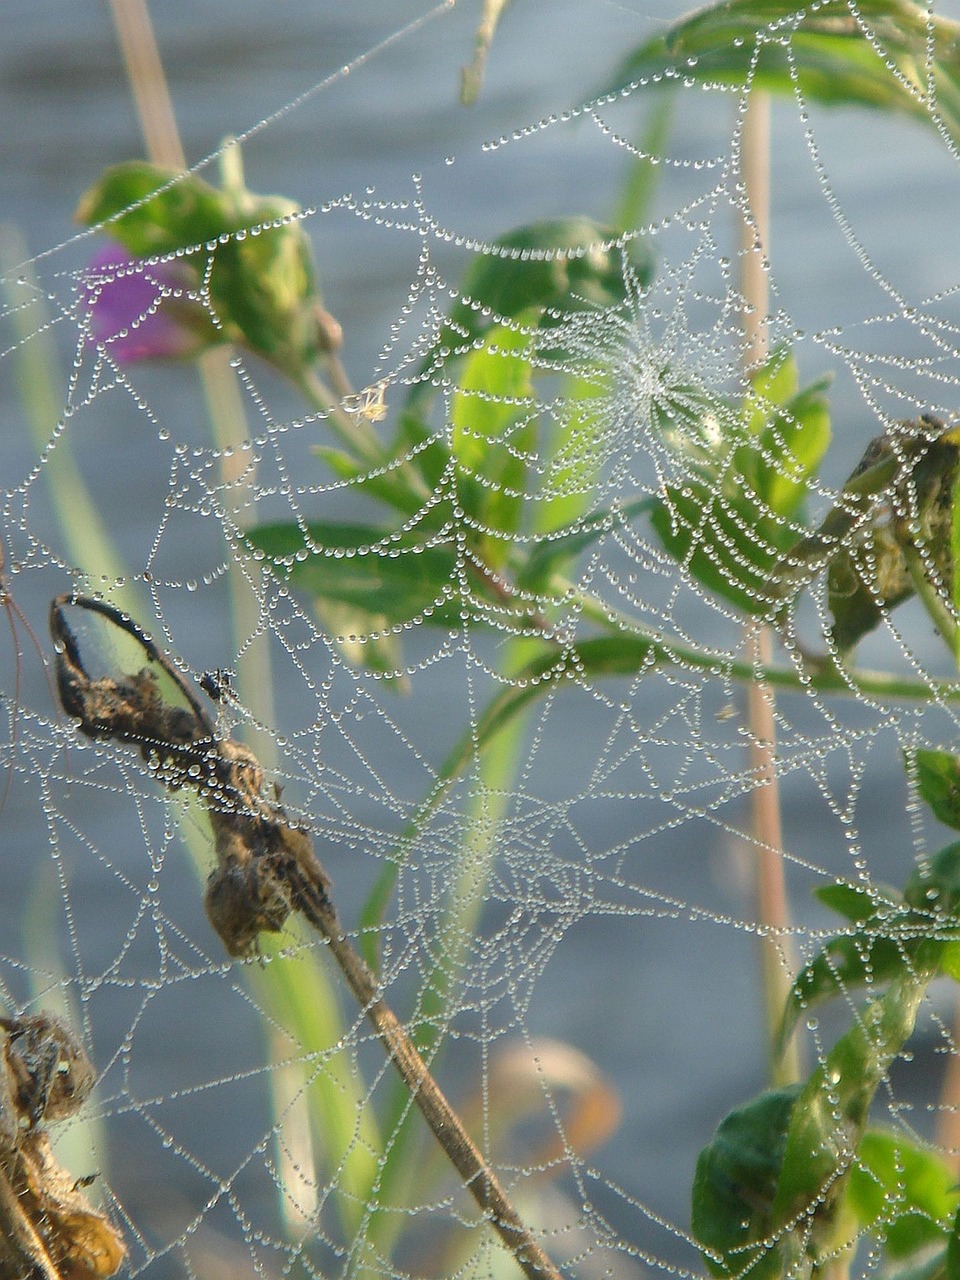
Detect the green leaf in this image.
<box><xmin>815</xmin><ymin>880</ymin><xmax>902</xmax><ymax>924</ymax></box>
<box><xmin>532</xmin><ymin>370</ymin><xmax>613</xmax><ymax>536</ymax></box>
<box><xmin>915</xmin><ymin>750</ymin><xmax>960</xmax><ymax>832</ymax></box>
<box><xmin>752</xmin><ymin>376</ymin><xmax>832</xmax><ymax>521</ymax></box>
<box><xmin>846</xmin><ymin>1130</ymin><xmax>958</xmax><ymax>1259</ymax></box>
<box><xmin>648</xmin><ymin>484</ymin><xmax>789</xmax><ymax>616</ymax></box>
<box><xmin>246</xmin><ymin>519</ymin><xmax>462</xmax><ymax>629</ymax></box>
<box><xmin>646</xmin><ymin>353</ymin><xmax>831</xmax><ymax>614</ymax></box>
<box><xmin>778</xmin><ymin>926</ymin><xmax>934</xmax><ymax>1054</ymax></box>
<box><xmin>601</xmin><ymin>0</ymin><xmax>960</xmax><ymax>149</ymax></box>
<box><xmin>780</xmin><ymin>841</ymin><xmax>960</xmax><ymax>1048</ymax></box>
<box><xmin>517</xmin><ymin>497</ymin><xmax>658</xmax><ymax>591</ymax></box>
<box><xmin>75</xmin><ymin>161</ymin><xmax>226</xmax><ymax>257</ymax></box>
<box><xmin>904</xmin><ymin>840</ymin><xmax>960</xmax><ymax>917</ymax></box>
<box><xmin>313</xmin><ymin>433</ymin><xmax>449</xmax><ymax>522</ymax></box>
<box><xmin>735</xmin><ymin>349</ymin><xmax>831</xmax><ymax>522</ymax></box>
<box><xmin>452</xmin><ymin>319</ymin><xmax>536</xmax><ymax>562</ymax></box>
<box><xmin>413</xmin><ymin>218</ymin><xmax>643</xmax><ymax>406</ymax></box>
<box><xmin>691</xmin><ymin>1085</ymin><xmax>803</xmax><ymax>1280</ymax></box>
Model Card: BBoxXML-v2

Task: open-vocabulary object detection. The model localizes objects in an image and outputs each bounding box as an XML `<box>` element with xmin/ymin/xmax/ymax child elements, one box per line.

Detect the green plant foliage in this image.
<box><xmin>775</xmin><ymin>973</ymin><xmax>936</xmax><ymax>1262</ymax></box>
<box><xmin>695</xmin><ymin>974</ymin><xmax>936</xmax><ymax>1278</ymax></box>
<box><xmin>405</xmin><ymin>217</ymin><xmax>644</xmax><ymax>444</ymax></box>
<box><xmin>246</xmin><ymin>519</ymin><xmax>463</xmax><ymax>629</ymax></box>
<box><xmin>77</xmin><ymin>154</ymin><xmax>326</xmax><ymax>379</ymax></box>
<box><xmin>814</xmin><ymin>881</ymin><xmax>902</xmax><ymax>925</ymax></box>
<box><xmin>601</xmin><ymin>0</ymin><xmax>960</xmax><ymax>147</ymax></box>
<box><xmin>779</xmin><ymin>843</ymin><xmax>960</xmax><ymax>1047</ymax></box>
<box><xmin>433</xmin><ymin>217</ymin><xmax>639</xmax><ymax>359</ymax></box>
<box><xmin>244</xmin><ymin>217</ymin><xmax>655</xmax><ymax>676</ymax></box>
<box><xmin>846</xmin><ymin>1131</ymin><xmax>958</xmax><ymax>1260</ymax></box>
<box><xmin>914</xmin><ymin>750</ymin><xmax>960</xmax><ymax>833</ymax></box>
<box><xmin>451</xmin><ymin>318</ymin><xmax>537</xmax><ymax>565</ymax></box>
<box><xmin>647</xmin><ymin>348</ymin><xmax>831</xmax><ymax>615</ymax></box>
<box><xmin>516</xmin><ymin>497</ymin><xmax>657</xmax><ymax>591</ymax></box>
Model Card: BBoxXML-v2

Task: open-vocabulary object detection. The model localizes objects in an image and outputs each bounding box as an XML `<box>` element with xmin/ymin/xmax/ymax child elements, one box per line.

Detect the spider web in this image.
<box><xmin>3</xmin><ymin>2</ymin><xmax>960</xmax><ymax>1278</ymax></box>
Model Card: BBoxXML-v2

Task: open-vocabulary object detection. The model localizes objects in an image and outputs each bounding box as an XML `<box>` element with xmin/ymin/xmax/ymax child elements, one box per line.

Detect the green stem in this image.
<box><xmin>902</xmin><ymin>539</ymin><xmax>958</xmax><ymax>657</ymax></box>
<box><xmin>556</xmin><ymin>580</ymin><xmax>960</xmax><ymax>704</ymax></box>
<box><xmin>0</xmin><ymin>228</ymin><xmax>137</xmax><ymax>615</ymax></box>
<box><xmin>364</xmin><ymin>702</ymin><xmax>529</xmax><ymax>1259</ymax></box>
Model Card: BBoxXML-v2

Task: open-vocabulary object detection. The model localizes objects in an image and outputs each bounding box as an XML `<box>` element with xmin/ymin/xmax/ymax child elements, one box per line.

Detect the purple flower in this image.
<box><xmin>83</xmin><ymin>243</ymin><xmax>207</xmax><ymax>362</ymax></box>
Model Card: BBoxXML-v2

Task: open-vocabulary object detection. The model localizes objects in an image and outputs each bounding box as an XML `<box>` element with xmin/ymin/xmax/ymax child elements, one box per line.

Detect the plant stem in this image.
<box><xmin>738</xmin><ymin>89</ymin><xmax>800</xmax><ymax>1086</ymax></box>
<box><xmin>901</xmin><ymin>540</ymin><xmax>959</xmax><ymax>657</ymax></box>
<box><xmin>559</xmin><ymin>579</ymin><xmax>960</xmax><ymax>704</ymax></box>
<box><xmin>293</xmin><ymin>367</ymin><xmax>434</xmax><ymax>505</ymax></box>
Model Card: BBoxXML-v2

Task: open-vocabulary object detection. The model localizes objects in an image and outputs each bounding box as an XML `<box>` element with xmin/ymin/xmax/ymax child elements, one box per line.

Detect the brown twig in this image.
<box><xmin>49</xmin><ymin>594</ymin><xmax>564</xmax><ymax>1280</ymax></box>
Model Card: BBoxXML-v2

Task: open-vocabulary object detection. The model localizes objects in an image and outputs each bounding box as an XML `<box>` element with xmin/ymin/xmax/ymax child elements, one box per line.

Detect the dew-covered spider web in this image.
<box><xmin>5</xmin><ymin>2</ymin><xmax>960</xmax><ymax>1278</ymax></box>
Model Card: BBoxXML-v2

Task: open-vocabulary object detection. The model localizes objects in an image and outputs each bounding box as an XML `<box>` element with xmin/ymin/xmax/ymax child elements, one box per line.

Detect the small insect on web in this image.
<box><xmin>341</xmin><ymin>378</ymin><xmax>388</xmax><ymax>423</ymax></box>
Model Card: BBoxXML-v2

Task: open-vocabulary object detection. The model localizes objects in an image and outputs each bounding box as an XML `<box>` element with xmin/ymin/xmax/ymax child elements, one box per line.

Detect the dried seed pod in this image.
<box><xmin>0</xmin><ymin>1014</ymin><xmax>95</xmax><ymax>1129</ymax></box>
<box><xmin>0</xmin><ymin>1012</ymin><xmax>125</xmax><ymax>1278</ymax></box>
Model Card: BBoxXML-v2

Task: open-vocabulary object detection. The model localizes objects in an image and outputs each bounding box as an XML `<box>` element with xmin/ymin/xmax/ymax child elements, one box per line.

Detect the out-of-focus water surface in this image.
<box><xmin>4</xmin><ymin>2</ymin><xmax>960</xmax><ymax>1274</ymax></box>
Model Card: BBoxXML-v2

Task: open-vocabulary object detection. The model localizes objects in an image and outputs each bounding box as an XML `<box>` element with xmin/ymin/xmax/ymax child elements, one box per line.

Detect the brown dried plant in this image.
<box><xmin>49</xmin><ymin>594</ymin><xmax>564</xmax><ymax>1280</ymax></box>
<box><xmin>0</xmin><ymin>1012</ymin><xmax>125</xmax><ymax>1280</ymax></box>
